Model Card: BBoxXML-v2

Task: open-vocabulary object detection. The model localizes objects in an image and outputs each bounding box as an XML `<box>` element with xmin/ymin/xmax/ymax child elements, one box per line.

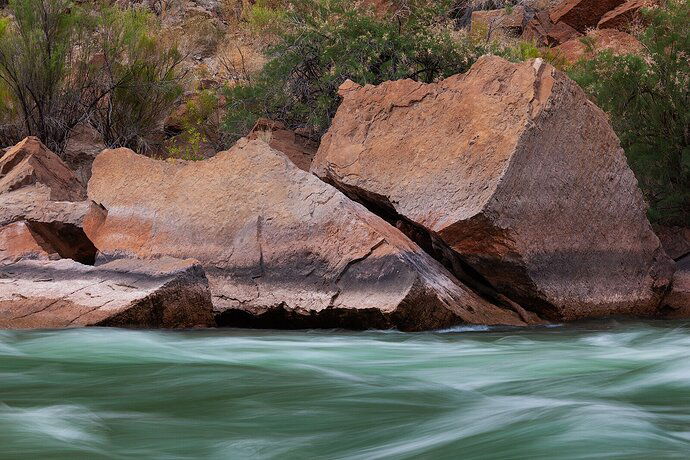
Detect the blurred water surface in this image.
<box><xmin>2</xmin><ymin>321</ymin><xmax>690</xmax><ymax>459</ymax></box>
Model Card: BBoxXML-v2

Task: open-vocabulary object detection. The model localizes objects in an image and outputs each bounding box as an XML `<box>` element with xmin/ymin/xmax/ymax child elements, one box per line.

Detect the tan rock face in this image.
<box><xmin>86</xmin><ymin>140</ymin><xmax>538</xmax><ymax>331</ymax></box>
<box><xmin>0</xmin><ymin>137</ymin><xmax>86</xmax><ymax>201</ymax></box>
<box><xmin>550</xmin><ymin>0</ymin><xmax>627</xmax><ymax>32</ymax></box>
<box><xmin>555</xmin><ymin>28</ymin><xmax>643</xmax><ymax>63</ymax></box>
<box><xmin>312</xmin><ymin>55</ymin><xmax>674</xmax><ymax>321</ymax></box>
<box><xmin>0</xmin><ymin>257</ymin><xmax>215</xmax><ymax>329</ymax></box>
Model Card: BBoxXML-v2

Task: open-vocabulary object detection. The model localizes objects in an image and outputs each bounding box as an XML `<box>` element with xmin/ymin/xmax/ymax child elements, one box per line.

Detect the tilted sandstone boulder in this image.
<box><xmin>0</xmin><ymin>257</ymin><xmax>215</xmax><ymax>329</ymax></box>
<box><xmin>85</xmin><ymin>140</ymin><xmax>539</xmax><ymax>331</ymax></box>
<box><xmin>550</xmin><ymin>0</ymin><xmax>627</xmax><ymax>32</ymax></box>
<box><xmin>312</xmin><ymin>55</ymin><xmax>674</xmax><ymax>321</ymax></box>
<box><xmin>0</xmin><ymin>138</ymin><xmax>101</xmax><ymax>264</ymax></box>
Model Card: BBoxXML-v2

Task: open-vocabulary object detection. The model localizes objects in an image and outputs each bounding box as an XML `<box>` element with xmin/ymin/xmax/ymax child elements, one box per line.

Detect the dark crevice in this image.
<box><xmin>321</xmin><ymin>176</ymin><xmax>555</xmax><ymax>321</ymax></box>
<box><xmin>25</xmin><ymin>220</ymin><xmax>98</xmax><ymax>265</ymax></box>
<box><xmin>216</xmin><ymin>304</ymin><xmax>394</xmax><ymax>330</ymax></box>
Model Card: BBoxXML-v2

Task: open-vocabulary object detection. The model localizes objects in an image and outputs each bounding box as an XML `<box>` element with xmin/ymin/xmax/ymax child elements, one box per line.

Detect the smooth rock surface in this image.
<box><xmin>312</xmin><ymin>55</ymin><xmax>674</xmax><ymax>320</ymax></box>
<box><xmin>0</xmin><ymin>257</ymin><xmax>215</xmax><ymax>329</ymax></box>
<box><xmin>86</xmin><ymin>139</ymin><xmax>537</xmax><ymax>331</ymax></box>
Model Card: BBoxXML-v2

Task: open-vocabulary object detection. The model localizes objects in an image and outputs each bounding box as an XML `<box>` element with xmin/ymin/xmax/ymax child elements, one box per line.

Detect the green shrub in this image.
<box><xmin>89</xmin><ymin>7</ymin><xmax>184</xmax><ymax>153</ymax></box>
<box><xmin>223</xmin><ymin>0</ymin><xmax>503</xmax><ymax>141</ymax></box>
<box><xmin>570</xmin><ymin>0</ymin><xmax>689</xmax><ymax>225</ymax></box>
<box><xmin>0</xmin><ymin>0</ymin><xmax>183</xmax><ymax>153</ymax></box>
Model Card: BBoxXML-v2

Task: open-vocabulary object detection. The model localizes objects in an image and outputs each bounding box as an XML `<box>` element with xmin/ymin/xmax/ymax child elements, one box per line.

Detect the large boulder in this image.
<box><xmin>85</xmin><ymin>139</ymin><xmax>539</xmax><ymax>331</ymax></box>
<box><xmin>0</xmin><ymin>221</ymin><xmax>56</xmax><ymax>262</ymax></box>
<box><xmin>0</xmin><ymin>138</ymin><xmax>101</xmax><ymax>264</ymax></box>
<box><xmin>0</xmin><ymin>257</ymin><xmax>215</xmax><ymax>329</ymax></box>
<box><xmin>312</xmin><ymin>55</ymin><xmax>674</xmax><ymax>321</ymax></box>
<box><xmin>550</xmin><ymin>0</ymin><xmax>627</xmax><ymax>32</ymax></box>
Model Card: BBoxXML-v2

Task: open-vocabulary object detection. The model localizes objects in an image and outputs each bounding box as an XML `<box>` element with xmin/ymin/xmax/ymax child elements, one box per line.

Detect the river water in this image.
<box><xmin>1</xmin><ymin>321</ymin><xmax>690</xmax><ymax>459</ymax></box>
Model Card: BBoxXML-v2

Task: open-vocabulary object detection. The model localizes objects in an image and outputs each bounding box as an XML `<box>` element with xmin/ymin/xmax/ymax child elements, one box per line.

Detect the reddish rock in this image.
<box><xmin>522</xmin><ymin>11</ymin><xmax>581</xmax><ymax>46</ymax></box>
<box><xmin>0</xmin><ymin>137</ymin><xmax>86</xmax><ymax>201</ymax></box>
<box><xmin>555</xmin><ymin>28</ymin><xmax>643</xmax><ymax>63</ymax></box>
<box><xmin>0</xmin><ymin>187</ymin><xmax>102</xmax><ymax>265</ymax></box>
<box><xmin>85</xmin><ymin>140</ymin><xmax>539</xmax><ymax>331</ymax></box>
<box><xmin>0</xmin><ymin>257</ymin><xmax>215</xmax><ymax>329</ymax></box>
<box><xmin>550</xmin><ymin>0</ymin><xmax>627</xmax><ymax>32</ymax></box>
<box><xmin>312</xmin><ymin>55</ymin><xmax>674</xmax><ymax>321</ymax></box>
<box><xmin>598</xmin><ymin>0</ymin><xmax>656</xmax><ymax>31</ymax></box>
<box><xmin>0</xmin><ymin>137</ymin><xmax>101</xmax><ymax>264</ymax></box>
<box><xmin>248</xmin><ymin>118</ymin><xmax>318</xmax><ymax>172</ymax></box>
<box><xmin>0</xmin><ymin>221</ymin><xmax>55</xmax><ymax>262</ymax></box>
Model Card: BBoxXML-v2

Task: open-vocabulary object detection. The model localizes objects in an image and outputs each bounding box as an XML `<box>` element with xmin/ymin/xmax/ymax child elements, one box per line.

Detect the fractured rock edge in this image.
<box><xmin>0</xmin><ymin>257</ymin><xmax>216</xmax><ymax>329</ymax></box>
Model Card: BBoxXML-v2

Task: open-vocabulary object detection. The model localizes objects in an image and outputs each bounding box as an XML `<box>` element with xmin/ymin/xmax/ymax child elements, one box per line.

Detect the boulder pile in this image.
<box><xmin>0</xmin><ymin>257</ymin><xmax>215</xmax><ymax>329</ymax></box>
<box><xmin>470</xmin><ymin>0</ymin><xmax>655</xmax><ymax>63</ymax></box>
<box><xmin>0</xmin><ymin>55</ymin><xmax>686</xmax><ymax>330</ymax></box>
<box><xmin>85</xmin><ymin>140</ymin><xmax>537</xmax><ymax>330</ymax></box>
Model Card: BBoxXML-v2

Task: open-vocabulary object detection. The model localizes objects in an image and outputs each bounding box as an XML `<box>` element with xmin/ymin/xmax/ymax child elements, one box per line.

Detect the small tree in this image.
<box><xmin>570</xmin><ymin>0</ymin><xmax>689</xmax><ymax>225</ymax></box>
<box><xmin>0</xmin><ymin>0</ymin><xmax>184</xmax><ymax>154</ymax></box>
<box><xmin>89</xmin><ymin>7</ymin><xmax>184</xmax><ymax>152</ymax></box>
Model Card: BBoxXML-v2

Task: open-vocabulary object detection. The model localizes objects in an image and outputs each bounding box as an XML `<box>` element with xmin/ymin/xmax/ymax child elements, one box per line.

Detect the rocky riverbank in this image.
<box><xmin>0</xmin><ymin>56</ymin><xmax>687</xmax><ymax>330</ymax></box>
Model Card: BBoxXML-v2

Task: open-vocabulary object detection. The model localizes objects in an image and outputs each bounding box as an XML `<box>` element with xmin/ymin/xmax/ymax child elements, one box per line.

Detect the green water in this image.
<box><xmin>2</xmin><ymin>322</ymin><xmax>690</xmax><ymax>459</ymax></box>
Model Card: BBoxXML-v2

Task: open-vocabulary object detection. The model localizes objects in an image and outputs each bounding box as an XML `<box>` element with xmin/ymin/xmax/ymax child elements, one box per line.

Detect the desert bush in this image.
<box><xmin>223</xmin><ymin>0</ymin><xmax>503</xmax><ymax>142</ymax></box>
<box><xmin>570</xmin><ymin>0</ymin><xmax>689</xmax><ymax>225</ymax></box>
<box><xmin>89</xmin><ymin>7</ymin><xmax>184</xmax><ymax>152</ymax></box>
<box><xmin>0</xmin><ymin>0</ymin><xmax>184</xmax><ymax>153</ymax></box>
